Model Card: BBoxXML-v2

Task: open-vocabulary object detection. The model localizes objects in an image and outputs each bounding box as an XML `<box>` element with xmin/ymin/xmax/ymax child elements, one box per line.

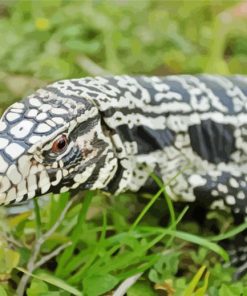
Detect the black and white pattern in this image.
<box><xmin>0</xmin><ymin>74</ymin><xmax>247</xmax><ymax>207</ymax></box>
<box><xmin>1</xmin><ymin>74</ymin><xmax>247</xmax><ymax>269</ymax></box>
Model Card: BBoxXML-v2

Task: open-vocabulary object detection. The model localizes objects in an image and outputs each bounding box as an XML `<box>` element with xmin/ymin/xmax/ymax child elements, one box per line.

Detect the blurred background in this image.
<box><xmin>0</xmin><ymin>0</ymin><xmax>247</xmax><ymax>109</ymax></box>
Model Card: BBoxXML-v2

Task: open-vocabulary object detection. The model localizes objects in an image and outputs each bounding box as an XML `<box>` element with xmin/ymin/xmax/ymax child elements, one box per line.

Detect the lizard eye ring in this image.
<box><xmin>51</xmin><ymin>135</ymin><xmax>68</xmax><ymax>153</ymax></box>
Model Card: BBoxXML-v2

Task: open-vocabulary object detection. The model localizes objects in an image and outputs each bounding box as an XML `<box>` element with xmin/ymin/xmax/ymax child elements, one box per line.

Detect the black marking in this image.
<box><xmin>188</xmin><ymin>120</ymin><xmax>236</xmax><ymax>163</ymax></box>
<box><xmin>104</xmin><ymin>158</ymin><xmax>125</xmax><ymax>193</ymax></box>
<box><xmin>116</xmin><ymin>124</ymin><xmax>175</xmax><ymax>154</ymax></box>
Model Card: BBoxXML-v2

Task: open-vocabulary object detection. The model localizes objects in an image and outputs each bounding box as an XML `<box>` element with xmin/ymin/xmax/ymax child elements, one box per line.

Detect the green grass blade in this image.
<box><xmin>210</xmin><ymin>220</ymin><xmax>247</xmax><ymax>242</ymax></box>
<box><xmin>194</xmin><ymin>271</ymin><xmax>210</xmax><ymax>296</ymax></box>
<box><xmin>129</xmin><ymin>187</ymin><xmax>164</xmax><ymax>231</ymax></box>
<box><xmin>56</xmin><ymin>191</ymin><xmax>94</xmax><ymax>276</ymax></box>
<box><xmin>17</xmin><ymin>267</ymin><xmax>82</xmax><ymax>296</ymax></box>
<box><xmin>173</xmin><ymin>230</ymin><xmax>229</xmax><ymax>261</ymax></box>
<box><xmin>183</xmin><ymin>265</ymin><xmax>206</xmax><ymax>296</ymax></box>
<box><xmin>68</xmin><ymin>211</ymin><xmax>108</xmax><ymax>283</ymax></box>
<box><xmin>150</xmin><ymin>172</ymin><xmax>176</xmax><ymax>226</ymax></box>
<box><xmin>33</xmin><ymin>199</ymin><xmax>41</xmax><ymax>238</ymax></box>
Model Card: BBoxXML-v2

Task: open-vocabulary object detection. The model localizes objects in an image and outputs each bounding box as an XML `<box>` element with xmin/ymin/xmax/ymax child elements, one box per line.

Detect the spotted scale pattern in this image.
<box><xmin>0</xmin><ymin>74</ymin><xmax>247</xmax><ymax>206</ymax></box>
<box><xmin>0</xmin><ymin>86</ymin><xmax>118</xmax><ymax>204</ymax></box>
<box><xmin>1</xmin><ymin>74</ymin><xmax>247</xmax><ymax>272</ymax></box>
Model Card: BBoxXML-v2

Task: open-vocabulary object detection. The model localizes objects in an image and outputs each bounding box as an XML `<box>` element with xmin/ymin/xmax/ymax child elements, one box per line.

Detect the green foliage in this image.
<box><xmin>0</xmin><ymin>286</ymin><xmax>8</xmax><ymax>296</ymax></box>
<box><xmin>0</xmin><ymin>245</ymin><xmax>20</xmax><ymax>276</ymax></box>
<box><xmin>83</xmin><ymin>274</ymin><xmax>119</xmax><ymax>296</ymax></box>
<box><xmin>218</xmin><ymin>284</ymin><xmax>247</xmax><ymax>296</ymax></box>
<box><xmin>19</xmin><ymin>268</ymin><xmax>81</xmax><ymax>296</ymax></box>
<box><xmin>128</xmin><ymin>281</ymin><xmax>157</xmax><ymax>296</ymax></box>
<box><xmin>148</xmin><ymin>253</ymin><xmax>180</xmax><ymax>283</ymax></box>
<box><xmin>27</xmin><ymin>279</ymin><xmax>52</xmax><ymax>296</ymax></box>
<box><xmin>1</xmin><ymin>0</ymin><xmax>247</xmax><ymax>295</ymax></box>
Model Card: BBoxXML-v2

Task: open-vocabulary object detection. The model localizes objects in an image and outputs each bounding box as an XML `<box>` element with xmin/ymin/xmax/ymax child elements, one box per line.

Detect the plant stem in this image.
<box><xmin>33</xmin><ymin>199</ymin><xmax>41</xmax><ymax>238</ymax></box>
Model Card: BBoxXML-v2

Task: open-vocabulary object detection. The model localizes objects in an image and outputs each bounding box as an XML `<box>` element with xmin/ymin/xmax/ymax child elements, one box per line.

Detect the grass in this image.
<box><xmin>1</xmin><ymin>0</ymin><xmax>247</xmax><ymax>295</ymax></box>
<box><xmin>2</xmin><ymin>186</ymin><xmax>247</xmax><ymax>295</ymax></box>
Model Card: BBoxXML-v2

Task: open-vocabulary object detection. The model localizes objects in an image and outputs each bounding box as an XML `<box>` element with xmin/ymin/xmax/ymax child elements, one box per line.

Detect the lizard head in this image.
<box><xmin>0</xmin><ymin>80</ymin><xmax>118</xmax><ymax>205</ymax></box>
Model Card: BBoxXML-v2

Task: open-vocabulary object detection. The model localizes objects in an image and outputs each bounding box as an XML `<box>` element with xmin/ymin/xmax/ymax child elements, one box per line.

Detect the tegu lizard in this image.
<box><xmin>0</xmin><ymin>75</ymin><xmax>247</xmax><ymax>273</ymax></box>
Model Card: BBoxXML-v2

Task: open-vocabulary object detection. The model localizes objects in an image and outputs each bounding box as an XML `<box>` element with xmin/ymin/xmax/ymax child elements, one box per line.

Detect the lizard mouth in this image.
<box><xmin>0</xmin><ymin>161</ymin><xmax>52</xmax><ymax>205</ymax></box>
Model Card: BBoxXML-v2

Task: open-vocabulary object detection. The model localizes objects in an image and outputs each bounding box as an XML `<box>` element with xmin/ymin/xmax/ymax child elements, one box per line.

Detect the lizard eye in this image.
<box><xmin>51</xmin><ymin>135</ymin><xmax>68</xmax><ymax>153</ymax></box>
